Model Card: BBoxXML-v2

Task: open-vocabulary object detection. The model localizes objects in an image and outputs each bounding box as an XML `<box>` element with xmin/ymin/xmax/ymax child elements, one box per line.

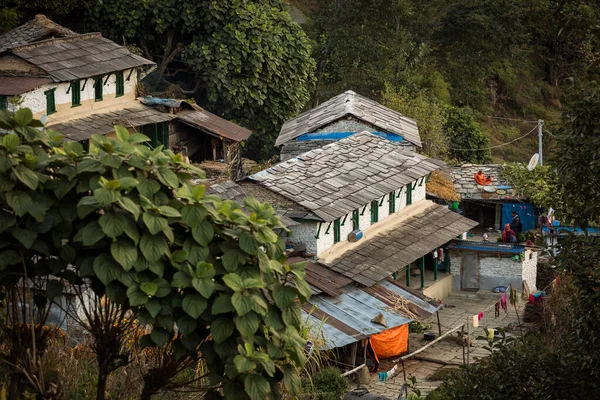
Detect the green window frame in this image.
<box><xmin>0</xmin><ymin>96</ymin><xmax>7</xmax><ymax>110</ymax></box>
<box><xmin>406</xmin><ymin>183</ymin><xmax>413</xmax><ymax>206</ymax></box>
<box><xmin>115</xmin><ymin>71</ymin><xmax>124</xmax><ymax>97</ymax></box>
<box><xmin>141</xmin><ymin>122</ymin><xmax>169</xmax><ymax>148</ymax></box>
<box><xmin>44</xmin><ymin>88</ymin><xmax>56</xmax><ymax>115</ymax></box>
<box><xmin>333</xmin><ymin>218</ymin><xmax>341</xmax><ymax>243</ymax></box>
<box><xmin>352</xmin><ymin>209</ymin><xmax>360</xmax><ymax>230</ymax></box>
<box><xmin>71</xmin><ymin>80</ymin><xmax>81</xmax><ymax>107</ymax></box>
<box><xmin>94</xmin><ymin>77</ymin><xmax>103</xmax><ymax>101</ymax></box>
<box><xmin>389</xmin><ymin>191</ymin><xmax>396</xmax><ymax>214</ymax></box>
<box><xmin>370</xmin><ymin>200</ymin><xmax>379</xmax><ymax>224</ymax></box>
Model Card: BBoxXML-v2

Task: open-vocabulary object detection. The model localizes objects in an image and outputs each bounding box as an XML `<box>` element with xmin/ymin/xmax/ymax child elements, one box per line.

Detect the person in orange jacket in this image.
<box><xmin>474</xmin><ymin>170</ymin><xmax>493</xmax><ymax>185</ymax></box>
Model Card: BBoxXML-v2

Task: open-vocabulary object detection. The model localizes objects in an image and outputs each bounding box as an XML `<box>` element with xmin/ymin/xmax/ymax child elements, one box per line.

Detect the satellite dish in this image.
<box><xmin>527</xmin><ymin>153</ymin><xmax>539</xmax><ymax>171</ymax></box>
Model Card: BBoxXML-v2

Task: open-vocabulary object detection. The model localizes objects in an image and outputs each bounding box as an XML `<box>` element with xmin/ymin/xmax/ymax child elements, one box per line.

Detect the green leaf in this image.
<box><xmin>154</xmin><ymin>278</ymin><xmax>171</xmax><ymax>297</ymax></box>
<box><xmin>255</xmin><ymin>226</ymin><xmax>278</xmax><ymax>243</ymax></box>
<box><xmin>234</xmin><ymin>355</ymin><xmax>256</xmax><ymax>374</ymax></box>
<box><xmin>192</xmin><ymin>278</ymin><xmax>215</xmax><ymax>298</ymax></box>
<box><xmin>195</xmin><ymin>261</ymin><xmax>215</xmax><ymax>279</ymax></box>
<box><xmin>139</xmin><ymin>233</ymin><xmax>168</xmax><ymax>262</ymax></box>
<box><xmin>212</xmin><ymin>294</ymin><xmax>234</xmax><ymax>314</ymax></box>
<box><xmin>99</xmin><ymin>212</ymin><xmax>126</xmax><ymax>238</ymax></box>
<box><xmin>143</xmin><ymin>212</ymin><xmax>168</xmax><ymax>235</ymax></box>
<box><xmin>156</xmin><ymin>167</ymin><xmax>180</xmax><ymax>188</ymax></box>
<box><xmin>0</xmin><ymin>249</ymin><xmax>20</xmax><ymax>269</ymax></box>
<box><xmin>94</xmin><ymin>254</ymin><xmax>121</xmax><ymax>285</ymax></box>
<box><xmin>172</xmin><ymin>271</ymin><xmax>192</xmax><ymax>288</ymax></box>
<box><xmin>211</xmin><ymin>317</ymin><xmax>235</xmax><ymax>344</ymax></box>
<box><xmin>235</xmin><ymin>312</ymin><xmax>261</xmax><ymax>337</ymax></box>
<box><xmin>272</xmin><ymin>285</ymin><xmax>297</xmax><ymax>309</ymax></box>
<box><xmin>100</xmin><ymin>154</ymin><xmax>123</xmax><ymax>169</ymax></box>
<box><xmin>3</xmin><ymin>133</ymin><xmax>20</xmax><ymax>150</ymax></box>
<box><xmin>183</xmin><ymin>238</ymin><xmax>209</xmax><ymax>264</ymax></box>
<box><xmin>295</xmin><ymin>279</ymin><xmax>312</xmax><ymax>302</ymax></box>
<box><xmin>46</xmin><ymin>280</ymin><xmax>63</xmax><ymax>299</ymax></box>
<box><xmin>222</xmin><ymin>273</ymin><xmax>244</xmax><ymax>291</ymax></box>
<box><xmin>127</xmin><ymin>285</ymin><xmax>149</xmax><ymax>306</ymax></box>
<box><xmin>264</xmin><ymin>308</ymin><xmax>284</xmax><ymax>331</ymax></box>
<box><xmin>115</xmin><ymin>125</ymin><xmax>130</xmax><ymax>142</ymax></box>
<box><xmin>63</xmin><ymin>141</ymin><xmax>83</xmax><ymax>156</ymax></box>
<box><xmin>13</xmin><ymin>165</ymin><xmax>38</xmax><ymax>190</ymax></box>
<box><xmin>0</xmin><ymin>175</ymin><xmax>15</xmax><ymax>192</ymax></box>
<box><xmin>182</xmin><ymin>294</ymin><xmax>207</xmax><ymax>319</ymax></box>
<box><xmin>282</xmin><ymin>303</ymin><xmax>302</xmax><ymax>328</ymax></box>
<box><xmin>177</xmin><ymin>315</ymin><xmax>197</xmax><ymax>335</ymax></box>
<box><xmin>181</xmin><ymin>205</ymin><xmax>207</xmax><ymax>228</ymax></box>
<box><xmin>239</xmin><ymin>232</ymin><xmax>259</xmax><ymax>255</ymax></box>
<box><xmin>79</xmin><ymin>221</ymin><xmax>106</xmax><ymax>246</ymax></box>
<box><xmin>282</xmin><ymin>364</ymin><xmax>301</xmax><ymax>396</ymax></box>
<box><xmin>151</xmin><ymin>328</ymin><xmax>171</xmax><ymax>347</ymax></box>
<box><xmin>192</xmin><ymin>184</ymin><xmax>205</xmax><ymax>201</ymax></box>
<box><xmin>14</xmin><ymin>108</ymin><xmax>33</xmax><ymax>127</ymax></box>
<box><xmin>231</xmin><ymin>292</ymin><xmax>254</xmax><ymax>316</ymax></box>
<box><xmin>145</xmin><ymin>299</ymin><xmax>162</xmax><ymax>318</ymax></box>
<box><xmin>172</xmin><ymin>250</ymin><xmax>188</xmax><ymax>263</ymax></box>
<box><xmin>159</xmin><ymin>206</ymin><xmax>181</xmax><ymax>218</ymax></box>
<box><xmin>6</xmin><ymin>191</ymin><xmax>32</xmax><ymax>216</ymax></box>
<box><xmin>137</xmin><ymin>177</ymin><xmax>161</xmax><ymax>198</ymax></box>
<box><xmin>191</xmin><ymin>220</ymin><xmax>214</xmax><ymax>246</ymax></box>
<box><xmin>140</xmin><ymin>282</ymin><xmax>159</xmax><ymax>296</ymax></box>
<box><xmin>244</xmin><ymin>373</ymin><xmax>271</xmax><ymax>400</ymax></box>
<box><xmin>94</xmin><ymin>187</ymin><xmax>118</xmax><ymax>205</ymax></box>
<box><xmin>77</xmin><ymin>159</ymin><xmax>103</xmax><ymax>173</ymax></box>
<box><xmin>110</xmin><ymin>240</ymin><xmax>138</xmax><ymax>270</ymax></box>
<box><xmin>12</xmin><ymin>228</ymin><xmax>37</xmax><ymax>248</ymax></box>
<box><xmin>117</xmin><ymin>197</ymin><xmax>141</xmax><ymax>220</ymax></box>
<box><xmin>222</xmin><ymin>248</ymin><xmax>247</xmax><ymax>272</ymax></box>
<box><xmin>106</xmin><ymin>282</ymin><xmax>127</xmax><ymax>304</ymax></box>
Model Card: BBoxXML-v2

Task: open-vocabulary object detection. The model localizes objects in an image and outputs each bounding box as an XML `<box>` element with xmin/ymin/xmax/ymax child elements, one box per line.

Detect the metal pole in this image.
<box><xmin>538</xmin><ymin>119</ymin><xmax>544</xmax><ymax>166</ymax></box>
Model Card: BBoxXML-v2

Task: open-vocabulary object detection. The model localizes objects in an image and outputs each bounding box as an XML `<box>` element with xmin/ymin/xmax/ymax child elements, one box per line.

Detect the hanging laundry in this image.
<box><xmin>509</xmin><ymin>287</ymin><xmax>518</xmax><ymax>306</ymax></box>
<box><xmin>478</xmin><ymin>312</ymin><xmax>484</xmax><ymax>321</ymax></box>
<box><xmin>487</xmin><ymin>329</ymin><xmax>495</xmax><ymax>341</ymax></box>
<box><xmin>528</xmin><ymin>293</ymin><xmax>535</xmax><ymax>303</ymax></box>
<box><xmin>495</xmin><ymin>302</ymin><xmax>500</xmax><ymax>318</ymax></box>
<box><xmin>500</xmin><ymin>292</ymin><xmax>507</xmax><ymax>312</ymax></box>
<box><xmin>472</xmin><ymin>315</ymin><xmax>479</xmax><ymax>327</ymax></box>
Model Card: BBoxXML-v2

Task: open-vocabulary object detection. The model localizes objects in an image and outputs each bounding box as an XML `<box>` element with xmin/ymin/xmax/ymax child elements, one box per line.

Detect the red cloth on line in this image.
<box><xmin>500</xmin><ymin>292</ymin><xmax>507</xmax><ymax>312</ymax></box>
<box><xmin>478</xmin><ymin>312</ymin><xmax>484</xmax><ymax>321</ymax></box>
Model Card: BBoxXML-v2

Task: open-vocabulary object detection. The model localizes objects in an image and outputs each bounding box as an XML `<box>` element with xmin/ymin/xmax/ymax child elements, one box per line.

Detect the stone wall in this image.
<box><xmin>288</xmin><ymin>222</ymin><xmax>318</xmax><ymax>256</ymax></box>
<box><xmin>449</xmin><ymin>249</ymin><xmax>538</xmax><ymax>291</ymax></box>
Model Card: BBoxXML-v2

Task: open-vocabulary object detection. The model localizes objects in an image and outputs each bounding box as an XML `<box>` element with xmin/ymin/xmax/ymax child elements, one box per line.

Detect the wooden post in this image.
<box><xmin>436</xmin><ymin>310</ymin><xmax>442</xmax><ymax>337</ymax></box>
<box><xmin>467</xmin><ymin>318</ymin><xmax>471</xmax><ymax>365</ymax></box>
<box><xmin>445</xmin><ymin>248</ymin><xmax>450</xmax><ymax>273</ymax></box>
<box><xmin>406</xmin><ymin>265</ymin><xmax>410</xmax><ymax>287</ymax></box>
<box><xmin>420</xmin><ymin>256</ymin><xmax>425</xmax><ymax>289</ymax></box>
<box><xmin>461</xmin><ymin>325</ymin><xmax>466</xmax><ymax>364</ymax></box>
<box><xmin>434</xmin><ymin>256</ymin><xmax>438</xmax><ymax>281</ymax></box>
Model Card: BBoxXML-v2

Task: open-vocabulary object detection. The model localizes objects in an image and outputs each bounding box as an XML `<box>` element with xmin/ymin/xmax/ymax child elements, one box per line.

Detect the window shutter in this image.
<box><xmin>389</xmin><ymin>191</ymin><xmax>395</xmax><ymax>214</ymax></box>
<box><xmin>407</xmin><ymin>184</ymin><xmax>413</xmax><ymax>205</ymax></box>
<box><xmin>72</xmin><ymin>80</ymin><xmax>81</xmax><ymax>106</ymax></box>
<box><xmin>116</xmin><ymin>72</ymin><xmax>124</xmax><ymax>97</ymax></box>
<box><xmin>44</xmin><ymin>89</ymin><xmax>56</xmax><ymax>115</ymax></box>
<box><xmin>94</xmin><ymin>77</ymin><xmax>103</xmax><ymax>101</ymax></box>
<box><xmin>0</xmin><ymin>96</ymin><xmax>7</xmax><ymax>110</ymax></box>
<box><xmin>352</xmin><ymin>209</ymin><xmax>360</xmax><ymax>230</ymax></box>
<box><xmin>371</xmin><ymin>200</ymin><xmax>379</xmax><ymax>223</ymax></box>
<box><xmin>333</xmin><ymin>219</ymin><xmax>341</xmax><ymax>243</ymax></box>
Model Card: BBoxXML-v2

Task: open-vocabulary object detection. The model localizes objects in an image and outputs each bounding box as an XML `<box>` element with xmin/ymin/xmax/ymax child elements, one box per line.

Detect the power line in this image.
<box><xmin>487</xmin><ymin>116</ymin><xmax>539</xmax><ymax>123</ymax></box>
<box><xmin>447</xmin><ymin>124</ymin><xmax>540</xmax><ymax>152</ymax></box>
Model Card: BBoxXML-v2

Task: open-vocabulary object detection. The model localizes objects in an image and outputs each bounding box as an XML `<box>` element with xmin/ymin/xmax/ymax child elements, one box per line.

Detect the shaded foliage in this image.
<box><xmin>444</xmin><ymin>106</ymin><xmax>491</xmax><ymax>163</ymax></box>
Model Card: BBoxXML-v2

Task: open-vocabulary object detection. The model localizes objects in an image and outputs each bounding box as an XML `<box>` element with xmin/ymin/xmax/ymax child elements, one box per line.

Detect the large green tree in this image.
<box><xmin>0</xmin><ymin>108</ymin><xmax>310</xmax><ymax>399</ymax></box>
<box><xmin>444</xmin><ymin>106</ymin><xmax>491</xmax><ymax>163</ymax></box>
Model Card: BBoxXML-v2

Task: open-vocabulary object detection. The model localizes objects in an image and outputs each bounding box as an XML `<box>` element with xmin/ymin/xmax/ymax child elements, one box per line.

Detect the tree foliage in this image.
<box><xmin>443</xmin><ymin>106</ymin><xmax>491</xmax><ymax>163</ymax></box>
<box><xmin>0</xmin><ymin>108</ymin><xmax>309</xmax><ymax>399</ymax></box>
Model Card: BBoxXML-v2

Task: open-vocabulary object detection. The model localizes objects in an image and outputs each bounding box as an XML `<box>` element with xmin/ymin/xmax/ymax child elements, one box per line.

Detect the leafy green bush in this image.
<box><xmin>443</xmin><ymin>106</ymin><xmax>491</xmax><ymax>163</ymax></box>
<box><xmin>303</xmin><ymin>367</ymin><xmax>348</xmax><ymax>400</ymax></box>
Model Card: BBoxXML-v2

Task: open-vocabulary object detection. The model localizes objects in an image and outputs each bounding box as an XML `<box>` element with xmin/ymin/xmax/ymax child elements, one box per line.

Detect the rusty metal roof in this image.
<box><xmin>176</xmin><ymin>105</ymin><xmax>252</xmax><ymax>142</ymax></box>
<box><xmin>0</xmin><ymin>76</ymin><xmax>53</xmax><ymax>95</ymax></box>
<box><xmin>0</xmin><ymin>15</ymin><xmax>77</xmax><ymax>53</ymax></box>
<box><xmin>276</xmin><ymin>90</ymin><xmax>421</xmax><ymax>147</ymax></box>
<box><xmin>287</xmin><ymin>256</ymin><xmax>352</xmax><ymax>296</ymax></box>
<box><xmin>326</xmin><ymin>202</ymin><xmax>479</xmax><ymax>287</ymax></box>
<box><xmin>47</xmin><ymin>103</ymin><xmax>175</xmax><ymax>141</ymax></box>
<box><xmin>9</xmin><ymin>33</ymin><xmax>154</xmax><ymax>82</ymax></box>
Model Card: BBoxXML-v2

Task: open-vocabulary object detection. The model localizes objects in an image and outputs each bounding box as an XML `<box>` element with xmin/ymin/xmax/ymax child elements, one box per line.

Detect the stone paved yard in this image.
<box><xmin>362</xmin><ymin>292</ymin><xmax>529</xmax><ymax>398</ymax></box>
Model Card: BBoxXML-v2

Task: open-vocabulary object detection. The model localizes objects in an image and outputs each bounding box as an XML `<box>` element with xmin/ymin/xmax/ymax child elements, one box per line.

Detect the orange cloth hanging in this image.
<box><xmin>369</xmin><ymin>324</ymin><xmax>409</xmax><ymax>360</ymax></box>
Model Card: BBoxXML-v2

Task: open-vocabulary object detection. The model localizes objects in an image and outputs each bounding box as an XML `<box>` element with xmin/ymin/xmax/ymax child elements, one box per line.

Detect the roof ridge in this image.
<box><xmin>11</xmin><ymin>32</ymin><xmax>102</xmax><ymax>52</ymax></box>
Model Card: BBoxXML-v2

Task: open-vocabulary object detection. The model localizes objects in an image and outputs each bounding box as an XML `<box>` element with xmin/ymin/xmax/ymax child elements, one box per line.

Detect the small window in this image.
<box><xmin>44</xmin><ymin>89</ymin><xmax>56</xmax><ymax>115</ymax></box>
<box><xmin>389</xmin><ymin>191</ymin><xmax>396</xmax><ymax>214</ymax></box>
<box><xmin>94</xmin><ymin>77</ymin><xmax>103</xmax><ymax>101</ymax></box>
<box><xmin>406</xmin><ymin>184</ymin><xmax>413</xmax><ymax>206</ymax></box>
<box><xmin>0</xmin><ymin>96</ymin><xmax>7</xmax><ymax>110</ymax></box>
<box><xmin>333</xmin><ymin>219</ymin><xmax>341</xmax><ymax>243</ymax></box>
<box><xmin>370</xmin><ymin>200</ymin><xmax>379</xmax><ymax>224</ymax></box>
<box><xmin>115</xmin><ymin>71</ymin><xmax>124</xmax><ymax>97</ymax></box>
<box><xmin>352</xmin><ymin>209</ymin><xmax>360</xmax><ymax>230</ymax></box>
<box><xmin>71</xmin><ymin>80</ymin><xmax>81</xmax><ymax>107</ymax></box>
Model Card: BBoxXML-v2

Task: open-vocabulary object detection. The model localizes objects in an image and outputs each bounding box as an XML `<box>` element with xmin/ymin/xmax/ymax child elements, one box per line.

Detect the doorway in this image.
<box><xmin>461</xmin><ymin>252</ymin><xmax>479</xmax><ymax>291</ymax></box>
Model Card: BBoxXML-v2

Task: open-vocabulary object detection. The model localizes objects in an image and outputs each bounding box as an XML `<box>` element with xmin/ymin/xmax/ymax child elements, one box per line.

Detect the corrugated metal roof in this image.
<box><xmin>0</xmin><ymin>76</ymin><xmax>53</xmax><ymax>95</ymax></box>
<box><xmin>248</xmin><ymin>132</ymin><xmax>444</xmax><ymax>222</ymax></box>
<box><xmin>10</xmin><ymin>33</ymin><xmax>154</xmax><ymax>82</ymax></box>
<box><xmin>48</xmin><ymin>103</ymin><xmax>175</xmax><ymax>141</ymax></box>
<box><xmin>0</xmin><ymin>15</ymin><xmax>77</xmax><ymax>53</ymax></box>
<box><xmin>176</xmin><ymin>105</ymin><xmax>252</xmax><ymax>142</ymax></box>
<box><xmin>302</xmin><ymin>280</ymin><xmax>438</xmax><ymax>350</ymax></box>
<box><xmin>447</xmin><ymin>240</ymin><xmax>526</xmax><ymax>254</ymax></box>
<box><xmin>276</xmin><ymin>90</ymin><xmax>421</xmax><ymax>147</ymax></box>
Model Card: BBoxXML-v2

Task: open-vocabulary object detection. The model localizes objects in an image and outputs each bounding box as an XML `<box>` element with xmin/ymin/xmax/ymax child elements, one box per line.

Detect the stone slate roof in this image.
<box><xmin>238</xmin><ymin>182</ymin><xmax>320</xmax><ymax>221</ymax></box>
<box><xmin>275</xmin><ymin>90</ymin><xmax>421</xmax><ymax>147</ymax></box>
<box><xmin>48</xmin><ymin>104</ymin><xmax>175</xmax><ymax>141</ymax></box>
<box><xmin>0</xmin><ymin>76</ymin><xmax>53</xmax><ymax>95</ymax></box>
<box><xmin>451</xmin><ymin>164</ymin><xmax>519</xmax><ymax>201</ymax></box>
<box><xmin>248</xmin><ymin>132</ymin><xmax>444</xmax><ymax>222</ymax></box>
<box><xmin>326</xmin><ymin>202</ymin><xmax>479</xmax><ymax>287</ymax></box>
<box><xmin>0</xmin><ymin>14</ymin><xmax>77</xmax><ymax>52</ymax></box>
<box><xmin>280</xmin><ymin>140</ymin><xmax>335</xmax><ymax>161</ymax></box>
<box><xmin>9</xmin><ymin>33</ymin><xmax>154</xmax><ymax>82</ymax></box>
<box><xmin>177</xmin><ymin>105</ymin><xmax>252</xmax><ymax>142</ymax></box>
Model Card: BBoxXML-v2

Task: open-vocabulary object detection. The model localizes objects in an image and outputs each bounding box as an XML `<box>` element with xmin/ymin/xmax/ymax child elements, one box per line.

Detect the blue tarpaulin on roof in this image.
<box><xmin>501</xmin><ymin>203</ymin><xmax>536</xmax><ymax>232</ymax></box>
<box><xmin>296</xmin><ymin>131</ymin><xmax>404</xmax><ymax>142</ymax></box>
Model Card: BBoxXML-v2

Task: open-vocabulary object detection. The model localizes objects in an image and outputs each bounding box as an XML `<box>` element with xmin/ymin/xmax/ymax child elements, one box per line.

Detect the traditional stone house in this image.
<box><xmin>447</xmin><ymin>241</ymin><xmax>537</xmax><ymax>292</ymax></box>
<box><xmin>0</xmin><ymin>15</ymin><xmax>251</xmax><ymax>167</ymax></box>
<box><xmin>242</xmin><ymin>132</ymin><xmax>478</xmax><ymax>294</ymax></box>
<box><xmin>275</xmin><ymin>90</ymin><xmax>421</xmax><ymax>161</ymax></box>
